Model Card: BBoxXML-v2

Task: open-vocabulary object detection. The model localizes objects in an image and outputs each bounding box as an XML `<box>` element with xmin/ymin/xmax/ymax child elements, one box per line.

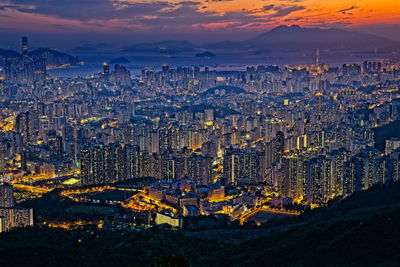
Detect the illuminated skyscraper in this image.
<box><xmin>188</xmin><ymin>155</ymin><xmax>213</xmax><ymax>186</ymax></box>
<box><xmin>281</xmin><ymin>153</ymin><xmax>303</xmax><ymax>201</ymax></box>
<box><xmin>329</xmin><ymin>149</ymin><xmax>348</xmax><ymax>197</ymax></box>
<box><xmin>343</xmin><ymin>156</ymin><xmax>364</xmax><ymax>198</ymax></box>
<box><xmin>79</xmin><ymin>149</ymin><xmax>92</xmax><ymax>186</ymax></box>
<box><xmin>103</xmin><ymin>63</ymin><xmax>110</xmax><ymax>75</ymax></box>
<box><xmin>92</xmin><ymin>146</ymin><xmax>104</xmax><ymax>185</ymax></box>
<box><xmin>103</xmin><ymin>63</ymin><xmax>110</xmax><ymax>81</ymax></box>
<box><xmin>305</xmin><ymin>156</ymin><xmax>332</xmax><ymax>204</ymax></box>
<box><xmin>80</xmin><ymin>144</ymin><xmax>140</xmax><ymax>186</ymax></box>
<box><xmin>21</xmin><ymin>36</ymin><xmax>28</xmax><ymax>57</ymax></box>
<box><xmin>0</xmin><ymin>144</ymin><xmax>6</xmax><ymax>180</ymax></box>
<box><xmin>103</xmin><ymin>144</ymin><xmax>116</xmax><ymax>183</ymax></box>
<box><xmin>274</xmin><ymin>131</ymin><xmax>285</xmax><ymax>155</ymax></box>
<box><xmin>0</xmin><ymin>183</ymin><xmax>15</xmax><ymax>208</ymax></box>
<box><xmin>224</xmin><ymin>148</ymin><xmax>263</xmax><ymax>185</ymax></box>
<box><xmin>48</xmin><ymin>135</ymin><xmax>63</xmax><ymax>161</ymax></box>
<box><xmin>126</xmin><ymin>145</ymin><xmax>140</xmax><ymax>179</ymax></box>
<box><xmin>115</xmin><ymin>144</ymin><xmax>127</xmax><ymax>182</ymax></box>
<box><xmin>16</xmin><ymin>111</ymin><xmax>30</xmax><ymax>143</ymax></box>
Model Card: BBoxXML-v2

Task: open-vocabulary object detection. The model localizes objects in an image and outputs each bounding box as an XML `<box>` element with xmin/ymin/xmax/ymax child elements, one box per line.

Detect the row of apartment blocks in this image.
<box><xmin>79</xmin><ymin>144</ymin><xmax>214</xmax><ymax>186</ymax></box>
<box><xmin>79</xmin><ymin>142</ymin><xmax>400</xmax><ymax>206</ymax></box>
<box><xmin>267</xmin><ymin>146</ymin><xmax>400</xmax><ymax>204</ymax></box>
<box><xmin>79</xmin><ymin>146</ymin><xmax>268</xmax><ymax>188</ymax></box>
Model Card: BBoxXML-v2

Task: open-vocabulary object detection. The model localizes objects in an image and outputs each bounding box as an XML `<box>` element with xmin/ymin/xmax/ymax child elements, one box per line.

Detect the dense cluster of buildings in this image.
<box><xmin>1</xmin><ymin>37</ymin><xmax>400</xmax><ymax>230</ymax></box>
<box><xmin>148</xmin><ymin>178</ymin><xmax>257</xmax><ymax>223</ymax></box>
<box><xmin>3</xmin><ymin>37</ymin><xmax>46</xmax><ymax>86</ymax></box>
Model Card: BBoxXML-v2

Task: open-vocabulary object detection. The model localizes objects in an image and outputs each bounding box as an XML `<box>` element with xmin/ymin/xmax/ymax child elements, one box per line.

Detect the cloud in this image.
<box><xmin>0</xmin><ymin>0</ymin><xmax>394</xmax><ymax>42</ymax></box>
<box><xmin>271</xmin><ymin>5</ymin><xmax>305</xmax><ymax>17</ymax></box>
<box><xmin>0</xmin><ymin>1</ymin><xmax>34</xmax><ymax>12</ymax></box>
<box><xmin>338</xmin><ymin>6</ymin><xmax>358</xmax><ymax>15</ymax></box>
<box><xmin>1</xmin><ymin>0</ymin><xmax>284</xmax><ymax>33</ymax></box>
<box><xmin>263</xmin><ymin>5</ymin><xmax>275</xmax><ymax>11</ymax></box>
<box><xmin>338</xmin><ymin>6</ymin><xmax>358</xmax><ymax>13</ymax></box>
<box><xmin>4</xmin><ymin>0</ymin><xmax>305</xmax><ymax>26</ymax></box>
<box><xmin>6</xmin><ymin>0</ymin><xmax>178</xmax><ymax>20</ymax></box>
<box><xmin>205</xmin><ymin>0</ymin><xmax>233</xmax><ymax>2</ymax></box>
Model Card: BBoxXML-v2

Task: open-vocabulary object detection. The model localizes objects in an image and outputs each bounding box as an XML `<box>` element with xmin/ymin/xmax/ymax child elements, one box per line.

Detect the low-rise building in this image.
<box><xmin>155</xmin><ymin>210</ymin><xmax>183</xmax><ymax>228</ymax></box>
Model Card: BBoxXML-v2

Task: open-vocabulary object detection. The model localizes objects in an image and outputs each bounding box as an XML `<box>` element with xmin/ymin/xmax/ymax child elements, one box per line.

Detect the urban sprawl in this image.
<box><xmin>1</xmin><ymin>37</ymin><xmax>400</xmax><ymax>231</ymax></box>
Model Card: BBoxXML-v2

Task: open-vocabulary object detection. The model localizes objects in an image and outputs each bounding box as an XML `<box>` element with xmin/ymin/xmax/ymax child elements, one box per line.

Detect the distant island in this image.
<box><xmin>109</xmin><ymin>57</ymin><xmax>129</xmax><ymax>64</ymax></box>
<box><xmin>195</xmin><ymin>51</ymin><xmax>216</xmax><ymax>58</ymax></box>
<box><xmin>122</xmin><ymin>40</ymin><xmax>195</xmax><ymax>54</ymax></box>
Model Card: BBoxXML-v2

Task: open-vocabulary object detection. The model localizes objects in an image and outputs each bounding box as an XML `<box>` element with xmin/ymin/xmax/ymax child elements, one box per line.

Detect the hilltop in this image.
<box><xmin>2</xmin><ymin>182</ymin><xmax>400</xmax><ymax>266</ymax></box>
<box><xmin>206</xmin><ymin>25</ymin><xmax>400</xmax><ymax>53</ymax></box>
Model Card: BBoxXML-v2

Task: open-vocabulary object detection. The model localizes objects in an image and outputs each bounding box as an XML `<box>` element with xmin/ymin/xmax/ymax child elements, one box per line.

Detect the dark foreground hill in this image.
<box><xmin>2</xmin><ymin>183</ymin><xmax>400</xmax><ymax>266</ymax></box>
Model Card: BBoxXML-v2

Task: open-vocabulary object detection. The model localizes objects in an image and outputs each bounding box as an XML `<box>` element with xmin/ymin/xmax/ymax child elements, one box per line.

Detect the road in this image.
<box><xmin>239</xmin><ymin>205</ymin><xmax>300</xmax><ymax>225</ymax></box>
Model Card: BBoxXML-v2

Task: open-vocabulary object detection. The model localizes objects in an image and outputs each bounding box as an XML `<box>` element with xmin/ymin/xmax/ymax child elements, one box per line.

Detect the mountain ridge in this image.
<box><xmin>0</xmin><ymin>47</ymin><xmax>79</xmax><ymax>67</ymax></box>
<box><xmin>205</xmin><ymin>25</ymin><xmax>400</xmax><ymax>52</ymax></box>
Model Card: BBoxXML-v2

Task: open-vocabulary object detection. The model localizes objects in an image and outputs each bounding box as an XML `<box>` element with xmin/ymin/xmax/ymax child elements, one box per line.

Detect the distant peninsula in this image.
<box><xmin>195</xmin><ymin>51</ymin><xmax>216</xmax><ymax>58</ymax></box>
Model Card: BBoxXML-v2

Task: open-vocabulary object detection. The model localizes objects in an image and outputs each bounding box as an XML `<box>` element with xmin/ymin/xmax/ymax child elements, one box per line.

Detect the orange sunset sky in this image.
<box><xmin>0</xmin><ymin>0</ymin><xmax>399</xmax><ymax>44</ymax></box>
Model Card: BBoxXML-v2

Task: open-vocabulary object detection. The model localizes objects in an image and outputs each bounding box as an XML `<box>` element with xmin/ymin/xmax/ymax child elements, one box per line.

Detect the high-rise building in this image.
<box><xmin>205</xmin><ymin>109</ymin><xmax>214</xmax><ymax>123</ymax></box>
<box><xmin>112</xmin><ymin>64</ymin><xmax>130</xmax><ymax>85</ymax></box>
<box><xmin>0</xmin><ymin>144</ymin><xmax>7</xmax><ymax>180</ymax></box>
<box><xmin>126</xmin><ymin>145</ymin><xmax>140</xmax><ymax>179</ymax></box>
<box><xmin>16</xmin><ymin>111</ymin><xmax>30</xmax><ymax>144</ymax></box>
<box><xmin>103</xmin><ymin>144</ymin><xmax>116</xmax><ymax>183</ymax></box>
<box><xmin>385</xmin><ymin>137</ymin><xmax>400</xmax><ymax>155</ymax></box>
<box><xmin>224</xmin><ymin>148</ymin><xmax>264</xmax><ymax>185</ymax></box>
<box><xmin>0</xmin><ymin>183</ymin><xmax>15</xmax><ymax>208</ymax></box>
<box><xmin>374</xmin><ymin>156</ymin><xmax>396</xmax><ymax>185</ymax></box>
<box><xmin>274</xmin><ymin>131</ymin><xmax>285</xmax><ymax>155</ymax></box>
<box><xmin>265</xmin><ymin>141</ymin><xmax>277</xmax><ymax>168</ymax></box>
<box><xmin>103</xmin><ymin>63</ymin><xmax>110</xmax><ymax>81</ymax></box>
<box><xmin>329</xmin><ymin>149</ymin><xmax>349</xmax><ymax>197</ymax></box>
<box><xmin>0</xmin><ymin>217</ymin><xmax>6</xmax><ymax>233</ymax></box>
<box><xmin>79</xmin><ymin>149</ymin><xmax>92</xmax><ymax>186</ymax></box>
<box><xmin>80</xmin><ymin>144</ymin><xmax>142</xmax><ymax>186</ymax></box>
<box><xmin>281</xmin><ymin>153</ymin><xmax>303</xmax><ymax>201</ymax></box>
<box><xmin>115</xmin><ymin>144</ymin><xmax>127</xmax><ymax>182</ymax></box>
<box><xmin>343</xmin><ymin>156</ymin><xmax>364</xmax><ymax>198</ymax></box>
<box><xmin>0</xmin><ymin>207</ymin><xmax>33</xmax><ymax>230</ymax></box>
<box><xmin>92</xmin><ymin>146</ymin><xmax>104</xmax><ymax>185</ymax></box>
<box><xmin>361</xmin><ymin>147</ymin><xmax>379</xmax><ymax>189</ymax></box>
<box><xmin>48</xmin><ymin>135</ymin><xmax>63</xmax><ymax>161</ymax></box>
<box><xmin>21</xmin><ymin>36</ymin><xmax>28</xmax><ymax>57</ymax></box>
<box><xmin>188</xmin><ymin>155</ymin><xmax>213</xmax><ymax>185</ymax></box>
<box><xmin>305</xmin><ymin>156</ymin><xmax>332</xmax><ymax>204</ymax></box>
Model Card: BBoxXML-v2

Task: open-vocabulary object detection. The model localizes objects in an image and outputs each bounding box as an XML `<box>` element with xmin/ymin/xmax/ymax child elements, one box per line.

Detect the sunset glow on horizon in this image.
<box><xmin>0</xmin><ymin>0</ymin><xmax>399</xmax><ymax>42</ymax></box>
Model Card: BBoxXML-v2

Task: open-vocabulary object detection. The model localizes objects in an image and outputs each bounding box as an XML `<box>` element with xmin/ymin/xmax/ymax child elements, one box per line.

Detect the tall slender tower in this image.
<box><xmin>21</xmin><ymin>36</ymin><xmax>28</xmax><ymax>57</ymax></box>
